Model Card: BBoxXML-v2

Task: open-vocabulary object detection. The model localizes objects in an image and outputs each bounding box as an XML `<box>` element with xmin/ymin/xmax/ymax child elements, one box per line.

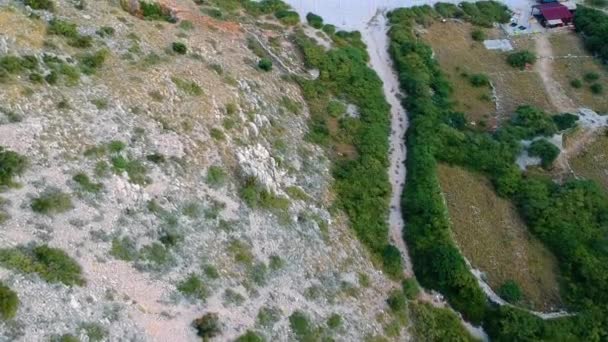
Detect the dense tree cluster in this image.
<box><xmin>574</xmin><ymin>7</ymin><xmax>608</xmax><ymax>63</ymax></box>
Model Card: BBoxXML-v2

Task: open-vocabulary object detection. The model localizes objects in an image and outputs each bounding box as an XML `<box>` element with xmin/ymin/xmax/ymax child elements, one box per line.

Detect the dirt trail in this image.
<box><xmin>362</xmin><ymin>11</ymin><xmax>413</xmax><ymax>277</ymax></box>
<box><xmin>534</xmin><ymin>34</ymin><xmax>577</xmax><ymax>113</ymax></box>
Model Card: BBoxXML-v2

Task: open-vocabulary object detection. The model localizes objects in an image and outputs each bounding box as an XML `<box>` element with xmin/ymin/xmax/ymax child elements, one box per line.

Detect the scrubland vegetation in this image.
<box><xmin>294</xmin><ymin>26</ymin><xmax>401</xmax><ymax>278</ymax></box>
<box><xmin>390</xmin><ymin>3</ymin><xmax>608</xmax><ymax>339</ymax></box>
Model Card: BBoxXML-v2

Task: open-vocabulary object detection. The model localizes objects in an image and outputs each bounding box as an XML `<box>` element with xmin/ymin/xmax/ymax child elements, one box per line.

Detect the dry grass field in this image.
<box><xmin>570</xmin><ymin>132</ymin><xmax>608</xmax><ymax>191</ymax></box>
<box><xmin>422</xmin><ymin>21</ymin><xmax>555</xmax><ymax>127</ymax></box>
<box><xmin>437</xmin><ymin>164</ymin><xmax>562</xmax><ymax>311</ymax></box>
<box><xmin>549</xmin><ymin>32</ymin><xmax>608</xmax><ymax>113</ymax></box>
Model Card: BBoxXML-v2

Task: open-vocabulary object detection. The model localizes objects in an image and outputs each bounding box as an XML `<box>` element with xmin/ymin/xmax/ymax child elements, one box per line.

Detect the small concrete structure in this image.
<box><xmin>483</xmin><ymin>39</ymin><xmax>514</xmax><ymax>51</ymax></box>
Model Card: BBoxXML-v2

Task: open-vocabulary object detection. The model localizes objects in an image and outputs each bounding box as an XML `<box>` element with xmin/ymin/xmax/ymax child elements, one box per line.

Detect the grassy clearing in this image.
<box><xmin>549</xmin><ymin>32</ymin><xmax>608</xmax><ymax>113</ymax></box>
<box><xmin>570</xmin><ymin>133</ymin><xmax>608</xmax><ymax>191</ymax></box>
<box><xmin>437</xmin><ymin>164</ymin><xmax>562</xmax><ymax>310</ymax></box>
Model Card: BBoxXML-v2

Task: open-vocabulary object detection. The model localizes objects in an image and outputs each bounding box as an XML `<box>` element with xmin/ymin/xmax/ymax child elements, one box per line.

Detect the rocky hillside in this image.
<box><xmin>0</xmin><ymin>0</ymin><xmax>401</xmax><ymax>340</ymax></box>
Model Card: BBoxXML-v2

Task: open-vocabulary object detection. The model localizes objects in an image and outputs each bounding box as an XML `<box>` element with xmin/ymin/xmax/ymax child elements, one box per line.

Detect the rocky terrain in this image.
<box><xmin>0</xmin><ymin>1</ymin><xmax>402</xmax><ymax>341</ymax></box>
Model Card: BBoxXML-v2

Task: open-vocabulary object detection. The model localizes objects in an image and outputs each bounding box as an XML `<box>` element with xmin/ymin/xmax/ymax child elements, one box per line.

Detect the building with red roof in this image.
<box><xmin>532</xmin><ymin>3</ymin><xmax>575</xmax><ymax>28</ymax></box>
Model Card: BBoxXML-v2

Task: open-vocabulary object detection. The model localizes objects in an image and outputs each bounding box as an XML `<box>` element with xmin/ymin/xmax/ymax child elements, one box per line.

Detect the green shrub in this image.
<box><xmin>139</xmin><ymin>0</ymin><xmax>174</xmax><ymax>21</ymax></box>
<box><xmin>590</xmin><ymin>83</ymin><xmax>603</xmax><ymax>94</ymax></box>
<box><xmin>402</xmin><ymin>278</ymin><xmax>421</xmax><ymax>299</ymax></box>
<box><xmin>236</xmin><ymin>330</ymin><xmax>265</xmax><ymax>342</ymax></box>
<box><xmin>506</xmin><ymin>50</ymin><xmax>536</xmax><ymax>69</ymax></box>
<box><xmin>257</xmin><ymin>306</ymin><xmax>281</xmax><ymax>327</ymax></box>
<box><xmin>31</xmin><ymin>189</ymin><xmax>73</xmax><ymax>214</ymax></box>
<box><xmin>210</xmin><ymin>127</ymin><xmax>225</xmax><ymax>140</ymax></box>
<box><xmin>80</xmin><ymin>322</ymin><xmax>107</xmax><ymax>342</ymax></box>
<box><xmin>206</xmin><ymin>166</ymin><xmax>226</xmax><ymax>187</ymax></box>
<box><xmin>528</xmin><ymin>139</ymin><xmax>560</xmax><ymax>169</ymax></box>
<box><xmin>111</xmin><ymin>156</ymin><xmax>149</xmax><ymax>185</ymax></box>
<box><xmin>570</xmin><ymin>79</ymin><xmax>583</xmax><ymax>88</ymax></box>
<box><xmin>583</xmin><ymin>72</ymin><xmax>600</xmax><ymax>82</ymax></box>
<box><xmin>203</xmin><ymin>264</ymin><xmax>220</xmax><ymax>279</ymax></box>
<box><xmin>258</xmin><ymin>58</ymin><xmax>273</xmax><ymax>71</ymax></box>
<box><xmin>178</xmin><ymin>20</ymin><xmax>194</xmax><ymax>30</ymax></box>
<box><xmin>289</xmin><ymin>311</ymin><xmax>316</xmax><ymax>341</ymax></box>
<box><xmin>110</xmin><ymin>237</ymin><xmax>138</xmax><ymax>261</ymax></box>
<box><xmin>73</xmin><ymin>173</ymin><xmax>103</xmax><ymax>193</ymax></box>
<box><xmin>239</xmin><ymin>177</ymin><xmax>290</xmax><ymax>211</ymax></box>
<box><xmin>192</xmin><ymin>313</ymin><xmax>221</xmax><ymax>340</ymax></box>
<box><xmin>0</xmin><ymin>245</ymin><xmax>85</xmax><ymax>286</ymax></box>
<box><xmin>172</xmin><ymin>42</ymin><xmax>187</xmax><ymax>54</ymax></box>
<box><xmin>322</xmin><ymin>24</ymin><xmax>336</xmax><ymax>35</ymax></box>
<box><xmin>146</xmin><ymin>153</ymin><xmax>165</xmax><ymax>163</ymax></box>
<box><xmin>78</xmin><ymin>50</ymin><xmax>108</xmax><ymax>75</ymax></box>
<box><xmin>108</xmin><ymin>140</ymin><xmax>125</xmax><ymax>153</ymax></box>
<box><xmin>468</xmin><ymin>73</ymin><xmax>490</xmax><ymax>87</ymax></box>
<box><xmin>177</xmin><ymin>274</ymin><xmax>208</xmax><ymax>301</ymax></box>
<box><xmin>552</xmin><ymin>113</ymin><xmax>579</xmax><ymax>131</ymax></box>
<box><xmin>0</xmin><ymin>283</ymin><xmax>18</xmax><ymax>320</ymax></box>
<box><xmin>409</xmin><ymin>302</ymin><xmax>477</xmax><ymax>341</ymax></box>
<box><xmin>0</xmin><ymin>147</ymin><xmax>27</xmax><ymax>187</ymax></box>
<box><xmin>498</xmin><ymin>280</ymin><xmax>522</xmax><ymax>303</ymax></box>
<box><xmin>172</xmin><ymin>77</ymin><xmax>203</xmax><ymax>96</ymax></box>
<box><xmin>24</xmin><ymin>0</ymin><xmax>54</xmax><ymax>10</ymax></box>
<box><xmin>306</xmin><ymin>12</ymin><xmax>323</xmax><ymax>29</ymax></box>
<box><xmin>381</xmin><ymin>244</ymin><xmax>403</xmax><ymax>279</ymax></box>
<box><xmin>327</xmin><ymin>313</ymin><xmax>342</xmax><ymax>329</ymax></box>
<box><xmin>275</xmin><ymin>9</ymin><xmax>300</xmax><ymax>26</ymax></box>
<box><xmin>228</xmin><ymin>239</ymin><xmax>254</xmax><ymax>265</ymax></box>
<box><xmin>47</xmin><ymin>19</ymin><xmax>92</xmax><ymax>48</ymax></box>
<box><xmin>96</xmin><ymin>26</ymin><xmax>115</xmax><ymax>37</ymax></box>
<box><xmin>139</xmin><ymin>242</ymin><xmax>170</xmax><ymax>266</ymax></box>
<box><xmin>471</xmin><ymin>29</ymin><xmax>486</xmax><ymax>41</ymax></box>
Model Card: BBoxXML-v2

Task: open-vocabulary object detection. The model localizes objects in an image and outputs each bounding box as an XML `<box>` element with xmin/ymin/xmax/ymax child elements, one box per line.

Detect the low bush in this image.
<box><xmin>172</xmin><ymin>77</ymin><xmax>203</xmax><ymax>96</ymax></box>
<box><xmin>498</xmin><ymin>280</ymin><xmax>522</xmax><ymax>303</ymax></box>
<box><xmin>507</xmin><ymin>50</ymin><xmax>536</xmax><ymax>69</ymax></box>
<box><xmin>258</xmin><ymin>58</ymin><xmax>273</xmax><ymax>71</ymax></box>
<box><xmin>31</xmin><ymin>189</ymin><xmax>73</xmax><ymax>214</ymax></box>
<box><xmin>172</xmin><ymin>42</ymin><xmax>187</xmax><ymax>54</ymax></box>
<box><xmin>0</xmin><ymin>245</ymin><xmax>84</xmax><ymax>286</ymax></box>
<box><xmin>469</xmin><ymin>73</ymin><xmax>490</xmax><ymax>87</ymax></box>
<box><xmin>471</xmin><ymin>29</ymin><xmax>486</xmax><ymax>41</ymax></box>
<box><xmin>570</xmin><ymin>79</ymin><xmax>583</xmax><ymax>88</ymax></box>
<box><xmin>235</xmin><ymin>330</ymin><xmax>265</xmax><ymax>342</ymax></box>
<box><xmin>139</xmin><ymin>0</ymin><xmax>174</xmax><ymax>22</ymax></box>
<box><xmin>0</xmin><ymin>147</ymin><xmax>27</xmax><ymax>187</ymax></box>
<box><xmin>177</xmin><ymin>274</ymin><xmax>208</xmax><ymax>301</ymax></box>
<box><xmin>47</xmin><ymin>19</ymin><xmax>92</xmax><ymax>48</ymax></box>
<box><xmin>528</xmin><ymin>139</ymin><xmax>559</xmax><ymax>169</ymax></box>
<box><xmin>590</xmin><ymin>83</ymin><xmax>603</xmax><ymax>94</ymax></box>
<box><xmin>24</xmin><ymin>0</ymin><xmax>54</xmax><ymax>10</ymax></box>
<box><xmin>552</xmin><ymin>113</ymin><xmax>579</xmax><ymax>131</ymax></box>
<box><xmin>583</xmin><ymin>71</ymin><xmax>600</xmax><ymax>82</ymax></box>
<box><xmin>73</xmin><ymin>173</ymin><xmax>103</xmax><ymax>193</ymax></box>
<box><xmin>275</xmin><ymin>9</ymin><xmax>299</xmax><ymax>25</ymax></box>
<box><xmin>78</xmin><ymin>50</ymin><xmax>108</xmax><ymax>75</ymax></box>
<box><xmin>96</xmin><ymin>26</ymin><xmax>115</xmax><ymax>37</ymax></box>
<box><xmin>206</xmin><ymin>166</ymin><xmax>226</xmax><ymax>187</ymax></box>
<box><xmin>0</xmin><ymin>283</ymin><xmax>18</xmax><ymax>320</ymax></box>
<box><xmin>289</xmin><ymin>311</ymin><xmax>317</xmax><ymax>341</ymax></box>
<box><xmin>306</xmin><ymin>12</ymin><xmax>323</xmax><ymax>29</ymax></box>
<box><xmin>192</xmin><ymin>313</ymin><xmax>221</xmax><ymax>340</ymax></box>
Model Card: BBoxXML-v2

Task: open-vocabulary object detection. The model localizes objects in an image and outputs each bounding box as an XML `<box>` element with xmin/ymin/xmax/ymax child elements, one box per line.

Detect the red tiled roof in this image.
<box><xmin>539</xmin><ymin>3</ymin><xmax>573</xmax><ymax>21</ymax></box>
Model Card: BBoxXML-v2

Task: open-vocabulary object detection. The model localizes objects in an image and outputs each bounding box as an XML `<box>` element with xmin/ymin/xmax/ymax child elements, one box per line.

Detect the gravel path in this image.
<box><xmin>362</xmin><ymin>11</ymin><xmax>413</xmax><ymax>277</ymax></box>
